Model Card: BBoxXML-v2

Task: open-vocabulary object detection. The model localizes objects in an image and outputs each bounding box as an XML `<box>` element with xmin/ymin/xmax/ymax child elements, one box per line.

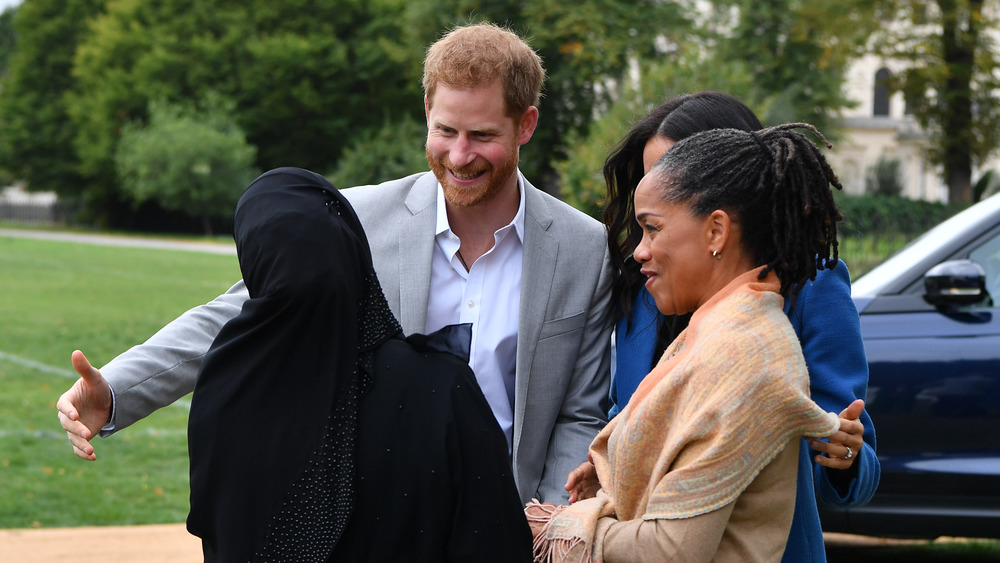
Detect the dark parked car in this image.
<box><xmin>819</xmin><ymin>191</ymin><xmax>1000</xmax><ymax>539</ymax></box>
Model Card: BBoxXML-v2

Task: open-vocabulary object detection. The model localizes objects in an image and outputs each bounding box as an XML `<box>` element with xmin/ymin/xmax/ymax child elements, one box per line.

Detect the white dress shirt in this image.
<box><xmin>426</xmin><ymin>180</ymin><xmax>525</xmax><ymax>452</ymax></box>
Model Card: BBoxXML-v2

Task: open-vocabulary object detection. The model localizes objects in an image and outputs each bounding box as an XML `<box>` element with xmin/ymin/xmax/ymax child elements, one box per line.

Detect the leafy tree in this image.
<box><xmin>0</xmin><ymin>4</ymin><xmax>15</xmax><ymax>81</ymax></box>
<box><xmin>877</xmin><ymin>0</ymin><xmax>1000</xmax><ymax>203</ymax></box>
<box><xmin>115</xmin><ymin>95</ymin><xmax>257</xmax><ymax>235</ymax></box>
<box><xmin>0</xmin><ymin>0</ymin><xmax>104</xmax><ymax>198</ymax></box>
<box><xmin>1</xmin><ymin>0</ymin><xmax>892</xmax><ymax>230</ymax></box>
<box><xmin>556</xmin><ymin>56</ymin><xmax>762</xmax><ymax>218</ymax></box>
<box><xmin>706</xmin><ymin>0</ymin><xmax>883</xmax><ymax>136</ymax></box>
<box><xmin>519</xmin><ymin>0</ymin><xmax>688</xmax><ymax>190</ymax></box>
<box><xmin>0</xmin><ymin>5</ymin><xmax>15</xmax><ymax>185</ymax></box>
<box><xmin>67</xmin><ymin>0</ymin><xmax>420</xmax><ymax>224</ymax></box>
<box><xmin>555</xmin><ymin>0</ymin><xmax>879</xmax><ymax>214</ymax></box>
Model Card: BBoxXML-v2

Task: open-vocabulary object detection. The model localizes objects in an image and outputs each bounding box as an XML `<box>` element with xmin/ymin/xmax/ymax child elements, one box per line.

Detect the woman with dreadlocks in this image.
<box><xmin>526</xmin><ymin>125</ymin><xmax>853</xmax><ymax>562</ymax></box>
<box><xmin>567</xmin><ymin>93</ymin><xmax>879</xmax><ymax>563</ymax></box>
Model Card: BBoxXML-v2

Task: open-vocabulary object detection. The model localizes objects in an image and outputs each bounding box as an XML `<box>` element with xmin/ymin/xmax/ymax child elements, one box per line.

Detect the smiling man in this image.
<box><xmin>58</xmin><ymin>22</ymin><xmax>613</xmax><ymax>507</ymax></box>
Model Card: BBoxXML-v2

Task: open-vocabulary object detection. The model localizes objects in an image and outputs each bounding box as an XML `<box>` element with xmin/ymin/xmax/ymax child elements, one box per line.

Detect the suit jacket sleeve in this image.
<box><xmin>99</xmin><ymin>280</ymin><xmax>248</xmax><ymax>436</ymax></box>
<box><xmin>786</xmin><ymin>262</ymin><xmax>880</xmax><ymax>506</ymax></box>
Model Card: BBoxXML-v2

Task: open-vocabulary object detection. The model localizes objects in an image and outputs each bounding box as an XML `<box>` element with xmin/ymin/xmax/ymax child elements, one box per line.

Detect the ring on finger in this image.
<box><xmin>843</xmin><ymin>446</ymin><xmax>854</xmax><ymax>460</ymax></box>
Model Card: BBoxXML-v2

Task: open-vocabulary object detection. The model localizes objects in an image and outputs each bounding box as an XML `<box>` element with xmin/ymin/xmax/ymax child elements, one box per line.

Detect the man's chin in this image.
<box><xmin>441</xmin><ymin>184</ymin><xmax>486</xmax><ymax>208</ymax></box>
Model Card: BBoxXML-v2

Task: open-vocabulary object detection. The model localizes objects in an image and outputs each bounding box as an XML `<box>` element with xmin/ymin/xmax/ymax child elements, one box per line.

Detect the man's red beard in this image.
<box><xmin>426</xmin><ymin>146</ymin><xmax>519</xmax><ymax>208</ymax></box>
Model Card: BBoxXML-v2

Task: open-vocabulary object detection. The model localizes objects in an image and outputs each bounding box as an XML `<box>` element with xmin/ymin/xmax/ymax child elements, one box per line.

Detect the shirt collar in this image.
<box><xmin>434</xmin><ymin>171</ymin><xmax>526</xmax><ymax>243</ymax></box>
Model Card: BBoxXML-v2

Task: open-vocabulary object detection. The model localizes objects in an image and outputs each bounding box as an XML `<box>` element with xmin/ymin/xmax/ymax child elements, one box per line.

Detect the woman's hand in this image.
<box><xmin>565</xmin><ymin>453</ymin><xmax>600</xmax><ymax>503</ymax></box>
<box><xmin>810</xmin><ymin>399</ymin><xmax>866</xmax><ymax>470</ymax></box>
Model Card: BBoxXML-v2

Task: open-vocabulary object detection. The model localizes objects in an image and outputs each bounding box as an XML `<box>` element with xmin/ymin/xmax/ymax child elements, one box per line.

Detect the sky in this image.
<box><xmin>1</xmin><ymin>0</ymin><xmax>21</xmax><ymax>13</ymax></box>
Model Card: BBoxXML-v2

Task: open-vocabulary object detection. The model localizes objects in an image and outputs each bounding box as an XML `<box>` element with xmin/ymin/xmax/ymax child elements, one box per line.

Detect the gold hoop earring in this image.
<box><xmin>712</xmin><ymin>250</ymin><xmax>722</xmax><ymax>261</ymax></box>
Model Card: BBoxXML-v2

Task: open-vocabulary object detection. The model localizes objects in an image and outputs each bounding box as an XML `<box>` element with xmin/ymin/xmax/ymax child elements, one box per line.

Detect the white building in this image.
<box><xmin>829</xmin><ymin>54</ymin><xmax>1000</xmax><ymax>203</ymax></box>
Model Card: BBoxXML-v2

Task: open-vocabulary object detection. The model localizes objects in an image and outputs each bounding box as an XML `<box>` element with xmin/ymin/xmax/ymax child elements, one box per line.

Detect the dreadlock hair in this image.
<box><xmin>649</xmin><ymin>123</ymin><xmax>843</xmax><ymax>302</ymax></box>
<box><xmin>602</xmin><ymin>92</ymin><xmax>763</xmax><ymax>321</ymax></box>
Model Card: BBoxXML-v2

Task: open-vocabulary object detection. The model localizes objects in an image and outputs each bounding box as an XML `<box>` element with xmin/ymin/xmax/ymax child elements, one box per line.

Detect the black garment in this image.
<box><xmin>186</xmin><ymin>167</ymin><xmax>530</xmax><ymax>562</ymax></box>
<box><xmin>331</xmin><ymin>326</ymin><xmax>532</xmax><ymax>562</ymax></box>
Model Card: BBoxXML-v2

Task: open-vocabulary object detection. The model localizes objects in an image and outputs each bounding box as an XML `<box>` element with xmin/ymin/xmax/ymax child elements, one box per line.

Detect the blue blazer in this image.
<box><xmin>611</xmin><ymin>262</ymin><xmax>880</xmax><ymax>562</ymax></box>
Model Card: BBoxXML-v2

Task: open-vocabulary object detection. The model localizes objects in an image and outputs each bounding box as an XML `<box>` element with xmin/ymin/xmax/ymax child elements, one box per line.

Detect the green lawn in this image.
<box><xmin>0</xmin><ymin>234</ymin><xmax>239</xmax><ymax>529</ymax></box>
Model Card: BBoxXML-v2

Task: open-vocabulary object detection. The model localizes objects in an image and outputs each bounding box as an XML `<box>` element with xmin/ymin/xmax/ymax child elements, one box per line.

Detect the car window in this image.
<box><xmin>969</xmin><ymin>230</ymin><xmax>1000</xmax><ymax>303</ymax></box>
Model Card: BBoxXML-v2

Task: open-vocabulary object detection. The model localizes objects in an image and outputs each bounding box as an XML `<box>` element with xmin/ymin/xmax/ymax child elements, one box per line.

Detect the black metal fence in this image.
<box><xmin>0</xmin><ymin>200</ymin><xmax>65</xmax><ymax>224</ymax></box>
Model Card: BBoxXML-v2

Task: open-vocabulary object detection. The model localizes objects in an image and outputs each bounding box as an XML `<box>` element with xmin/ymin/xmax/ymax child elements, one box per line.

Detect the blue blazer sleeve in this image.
<box><xmin>785</xmin><ymin>261</ymin><xmax>881</xmax><ymax>507</ymax></box>
<box><xmin>609</xmin><ymin>288</ymin><xmax>660</xmax><ymax>419</ymax></box>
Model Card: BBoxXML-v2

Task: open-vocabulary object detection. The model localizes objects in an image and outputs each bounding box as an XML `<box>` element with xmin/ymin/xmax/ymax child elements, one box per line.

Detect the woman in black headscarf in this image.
<box><xmin>186</xmin><ymin>167</ymin><xmax>531</xmax><ymax>562</ymax></box>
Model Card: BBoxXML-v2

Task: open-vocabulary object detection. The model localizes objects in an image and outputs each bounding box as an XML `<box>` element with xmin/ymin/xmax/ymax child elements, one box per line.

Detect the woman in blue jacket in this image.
<box><xmin>570</xmin><ymin>92</ymin><xmax>880</xmax><ymax>562</ymax></box>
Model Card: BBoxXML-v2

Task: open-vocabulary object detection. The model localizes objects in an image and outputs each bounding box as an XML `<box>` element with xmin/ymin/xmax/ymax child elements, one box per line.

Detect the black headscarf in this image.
<box><xmin>186</xmin><ymin>167</ymin><xmax>401</xmax><ymax>562</ymax></box>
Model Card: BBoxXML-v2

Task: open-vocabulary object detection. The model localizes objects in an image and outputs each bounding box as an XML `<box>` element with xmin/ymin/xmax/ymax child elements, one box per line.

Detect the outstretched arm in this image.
<box><xmin>99</xmin><ymin>280</ymin><xmax>248</xmax><ymax>433</ymax></box>
<box><xmin>55</xmin><ymin>280</ymin><xmax>248</xmax><ymax>459</ymax></box>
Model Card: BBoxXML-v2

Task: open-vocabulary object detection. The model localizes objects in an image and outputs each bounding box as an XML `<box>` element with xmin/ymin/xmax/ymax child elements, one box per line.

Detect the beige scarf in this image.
<box><xmin>528</xmin><ymin>268</ymin><xmax>840</xmax><ymax>562</ymax></box>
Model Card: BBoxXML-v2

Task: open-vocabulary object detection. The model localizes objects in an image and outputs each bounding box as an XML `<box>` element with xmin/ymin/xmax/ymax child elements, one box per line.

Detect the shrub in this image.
<box><xmin>865</xmin><ymin>156</ymin><xmax>905</xmax><ymax>197</ymax></box>
<box><xmin>115</xmin><ymin>94</ymin><xmax>258</xmax><ymax>235</ymax></box>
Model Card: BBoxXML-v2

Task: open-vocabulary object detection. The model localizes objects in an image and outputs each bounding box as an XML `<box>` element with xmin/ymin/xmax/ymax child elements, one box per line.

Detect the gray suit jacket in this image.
<box><xmin>100</xmin><ymin>170</ymin><xmax>613</xmax><ymax>504</ymax></box>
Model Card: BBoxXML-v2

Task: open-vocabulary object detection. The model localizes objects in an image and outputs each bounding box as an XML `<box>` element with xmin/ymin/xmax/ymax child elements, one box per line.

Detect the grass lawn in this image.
<box><xmin>838</xmin><ymin>232</ymin><xmax>911</xmax><ymax>279</ymax></box>
<box><xmin>0</xmin><ymin>234</ymin><xmax>239</xmax><ymax>529</ymax></box>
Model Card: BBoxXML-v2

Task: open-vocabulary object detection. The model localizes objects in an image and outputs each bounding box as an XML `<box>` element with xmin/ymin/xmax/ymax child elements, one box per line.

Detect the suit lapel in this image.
<box><xmin>394</xmin><ymin>174</ymin><xmax>438</xmax><ymax>334</ymax></box>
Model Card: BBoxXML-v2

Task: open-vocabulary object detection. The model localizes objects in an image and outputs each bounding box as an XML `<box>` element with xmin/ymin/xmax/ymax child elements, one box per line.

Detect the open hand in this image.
<box><xmin>55</xmin><ymin>350</ymin><xmax>112</xmax><ymax>461</ymax></box>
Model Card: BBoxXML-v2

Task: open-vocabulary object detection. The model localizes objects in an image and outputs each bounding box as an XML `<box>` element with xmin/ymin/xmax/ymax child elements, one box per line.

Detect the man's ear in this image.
<box><xmin>518</xmin><ymin>106</ymin><xmax>539</xmax><ymax>145</ymax></box>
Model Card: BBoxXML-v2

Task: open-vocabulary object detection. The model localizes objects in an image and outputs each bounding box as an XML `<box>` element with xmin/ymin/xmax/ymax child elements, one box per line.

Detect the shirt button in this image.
<box><xmin>467</xmin><ymin>300</ymin><xmax>475</xmax><ymax>308</ymax></box>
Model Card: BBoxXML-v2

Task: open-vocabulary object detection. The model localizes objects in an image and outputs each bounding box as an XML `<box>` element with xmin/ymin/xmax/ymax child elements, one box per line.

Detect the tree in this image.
<box><xmin>705</xmin><ymin>0</ymin><xmax>883</xmax><ymax>136</ymax></box>
<box><xmin>519</xmin><ymin>0</ymin><xmax>689</xmax><ymax>190</ymax></box>
<box><xmin>1</xmin><ymin>0</ymin><xmax>892</xmax><ymax>230</ymax></box>
<box><xmin>330</xmin><ymin>112</ymin><xmax>427</xmax><ymax>187</ymax></box>
<box><xmin>115</xmin><ymin>95</ymin><xmax>257</xmax><ymax>235</ymax></box>
<box><xmin>554</xmin><ymin>0</ymin><xmax>878</xmax><ymax>215</ymax></box>
<box><xmin>556</xmin><ymin>55</ymin><xmax>761</xmax><ymax>218</ymax></box>
<box><xmin>0</xmin><ymin>0</ymin><xmax>104</xmax><ymax>198</ymax></box>
<box><xmin>66</xmin><ymin>0</ymin><xmax>420</xmax><ymax>225</ymax></box>
<box><xmin>878</xmin><ymin>0</ymin><xmax>1000</xmax><ymax>203</ymax></box>
<box><xmin>0</xmin><ymin>4</ymin><xmax>15</xmax><ymax>81</ymax></box>
<box><xmin>0</xmin><ymin>5</ymin><xmax>15</xmax><ymax>185</ymax></box>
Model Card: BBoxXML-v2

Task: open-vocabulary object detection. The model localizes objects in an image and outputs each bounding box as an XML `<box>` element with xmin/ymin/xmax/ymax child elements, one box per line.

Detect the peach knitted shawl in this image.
<box><xmin>529</xmin><ymin>268</ymin><xmax>840</xmax><ymax>562</ymax></box>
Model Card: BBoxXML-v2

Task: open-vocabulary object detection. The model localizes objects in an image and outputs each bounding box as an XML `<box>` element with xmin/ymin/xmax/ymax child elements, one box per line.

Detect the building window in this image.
<box><xmin>874</xmin><ymin>68</ymin><xmax>891</xmax><ymax>116</ymax></box>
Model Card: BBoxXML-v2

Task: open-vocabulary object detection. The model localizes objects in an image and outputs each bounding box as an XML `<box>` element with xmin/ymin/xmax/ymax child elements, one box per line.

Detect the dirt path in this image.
<box><xmin>0</xmin><ymin>524</ymin><xmax>201</xmax><ymax>563</ymax></box>
<box><xmin>0</xmin><ymin>228</ymin><xmax>236</xmax><ymax>255</ymax></box>
<box><xmin>0</xmin><ymin>525</ymin><xmax>979</xmax><ymax>562</ymax></box>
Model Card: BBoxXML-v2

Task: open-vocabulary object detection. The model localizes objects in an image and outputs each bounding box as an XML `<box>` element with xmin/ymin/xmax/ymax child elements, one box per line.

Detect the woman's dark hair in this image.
<box><xmin>602</xmin><ymin>92</ymin><xmax>763</xmax><ymax>320</ymax></box>
<box><xmin>649</xmin><ymin>124</ymin><xmax>843</xmax><ymax>301</ymax></box>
